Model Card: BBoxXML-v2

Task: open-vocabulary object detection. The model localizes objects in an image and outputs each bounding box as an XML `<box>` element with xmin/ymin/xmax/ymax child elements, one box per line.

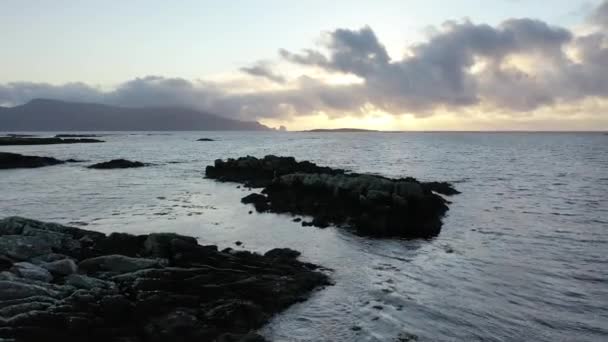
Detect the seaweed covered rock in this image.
<box><xmin>206</xmin><ymin>155</ymin><xmax>344</xmax><ymax>188</ymax></box>
<box><xmin>87</xmin><ymin>159</ymin><xmax>147</xmax><ymax>169</ymax></box>
<box><xmin>0</xmin><ymin>217</ymin><xmax>329</xmax><ymax>342</ymax></box>
<box><xmin>0</xmin><ymin>152</ymin><xmax>65</xmax><ymax>169</ymax></box>
<box><xmin>206</xmin><ymin>155</ymin><xmax>459</xmax><ymax>238</ymax></box>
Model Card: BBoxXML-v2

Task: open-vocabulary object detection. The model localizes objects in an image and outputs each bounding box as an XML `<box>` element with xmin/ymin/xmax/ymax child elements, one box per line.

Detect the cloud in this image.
<box><xmin>1</xmin><ymin>1</ymin><xmax>608</xmax><ymax>123</ymax></box>
<box><xmin>240</xmin><ymin>62</ymin><xmax>286</xmax><ymax>83</ymax></box>
<box><xmin>590</xmin><ymin>0</ymin><xmax>608</xmax><ymax>29</ymax></box>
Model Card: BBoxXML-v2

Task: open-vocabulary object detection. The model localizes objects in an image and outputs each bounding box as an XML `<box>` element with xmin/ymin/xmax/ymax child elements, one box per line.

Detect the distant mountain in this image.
<box><xmin>0</xmin><ymin>99</ymin><xmax>271</xmax><ymax>131</ymax></box>
<box><xmin>304</xmin><ymin>128</ymin><xmax>379</xmax><ymax>132</ymax></box>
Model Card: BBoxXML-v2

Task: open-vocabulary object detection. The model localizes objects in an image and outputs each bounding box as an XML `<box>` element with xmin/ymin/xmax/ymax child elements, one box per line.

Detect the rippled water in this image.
<box><xmin>1</xmin><ymin>132</ymin><xmax>607</xmax><ymax>341</ymax></box>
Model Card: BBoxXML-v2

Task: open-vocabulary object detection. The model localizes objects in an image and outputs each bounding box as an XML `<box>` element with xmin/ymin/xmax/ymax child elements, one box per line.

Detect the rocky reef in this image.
<box><xmin>54</xmin><ymin>134</ymin><xmax>101</xmax><ymax>138</ymax></box>
<box><xmin>0</xmin><ymin>152</ymin><xmax>65</xmax><ymax>169</ymax></box>
<box><xmin>0</xmin><ymin>217</ymin><xmax>329</xmax><ymax>342</ymax></box>
<box><xmin>206</xmin><ymin>155</ymin><xmax>344</xmax><ymax>188</ymax></box>
<box><xmin>0</xmin><ymin>137</ymin><xmax>104</xmax><ymax>145</ymax></box>
<box><xmin>206</xmin><ymin>155</ymin><xmax>459</xmax><ymax>238</ymax></box>
<box><xmin>88</xmin><ymin>159</ymin><xmax>148</xmax><ymax>169</ymax></box>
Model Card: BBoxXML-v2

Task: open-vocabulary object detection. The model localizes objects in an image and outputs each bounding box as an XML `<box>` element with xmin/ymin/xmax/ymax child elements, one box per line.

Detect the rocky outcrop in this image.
<box><xmin>206</xmin><ymin>155</ymin><xmax>344</xmax><ymax>188</ymax></box>
<box><xmin>0</xmin><ymin>152</ymin><xmax>65</xmax><ymax>169</ymax></box>
<box><xmin>0</xmin><ymin>137</ymin><xmax>104</xmax><ymax>145</ymax></box>
<box><xmin>206</xmin><ymin>155</ymin><xmax>459</xmax><ymax>238</ymax></box>
<box><xmin>87</xmin><ymin>159</ymin><xmax>147</xmax><ymax>169</ymax></box>
<box><xmin>0</xmin><ymin>217</ymin><xmax>329</xmax><ymax>342</ymax></box>
<box><xmin>54</xmin><ymin>134</ymin><xmax>100</xmax><ymax>138</ymax></box>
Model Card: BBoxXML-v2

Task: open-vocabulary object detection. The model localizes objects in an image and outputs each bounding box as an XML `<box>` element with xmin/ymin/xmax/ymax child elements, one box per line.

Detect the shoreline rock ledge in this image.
<box><xmin>0</xmin><ymin>152</ymin><xmax>65</xmax><ymax>169</ymax></box>
<box><xmin>0</xmin><ymin>216</ymin><xmax>329</xmax><ymax>342</ymax></box>
<box><xmin>206</xmin><ymin>155</ymin><xmax>460</xmax><ymax>238</ymax></box>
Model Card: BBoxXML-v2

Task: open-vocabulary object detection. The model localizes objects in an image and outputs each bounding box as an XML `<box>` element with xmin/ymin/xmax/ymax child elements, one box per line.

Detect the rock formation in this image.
<box><xmin>0</xmin><ymin>217</ymin><xmax>329</xmax><ymax>342</ymax></box>
<box><xmin>206</xmin><ymin>155</ymin><xmax>459</xmax><ymax>238</ymax></box>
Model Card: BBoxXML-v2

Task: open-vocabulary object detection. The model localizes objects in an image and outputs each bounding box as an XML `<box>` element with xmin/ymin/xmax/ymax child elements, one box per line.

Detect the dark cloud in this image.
<box><xmin>1</xmin><ymin>1</ymin><xmax>607</xmax><ymax>120</ymax></box>
<box><xmin>0</xmin><ymin>82</ymin><xmax>102</xmax><ymax>106</ymax></box>
<box><xmin>240</xmin><ymin>62</ymin><xmax>286</xmax><ymax>83</ymax></box>
<box><xmin>590</xmin><ymin>0</ymin><xmax>608</xmax><ymax>28</ymax></box>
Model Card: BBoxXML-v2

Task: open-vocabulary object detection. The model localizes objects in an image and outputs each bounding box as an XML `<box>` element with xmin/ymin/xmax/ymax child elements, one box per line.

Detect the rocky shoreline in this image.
<box><xmin>206</xmin><ymin>155</ymin><xmax>459</xmax><ymax>238</ymax></box>
<box><xmin>0</xmin><ymin>217</ymin><xmax>329</xmax><ymax>342</ymax></box>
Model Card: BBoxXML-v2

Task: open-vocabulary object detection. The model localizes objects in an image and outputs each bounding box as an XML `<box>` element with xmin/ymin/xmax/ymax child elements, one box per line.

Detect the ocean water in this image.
<box><xmin>0</xmin><ymin>132</ymin><xmax>606</xmax><ymax>342</ymax></box>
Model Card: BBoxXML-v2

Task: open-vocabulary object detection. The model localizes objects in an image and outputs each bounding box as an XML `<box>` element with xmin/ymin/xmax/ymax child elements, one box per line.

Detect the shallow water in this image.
<box><xmin>1</xmin><ymin>131</ymin><xmax>607</xmax><ymax>341</ymax></box>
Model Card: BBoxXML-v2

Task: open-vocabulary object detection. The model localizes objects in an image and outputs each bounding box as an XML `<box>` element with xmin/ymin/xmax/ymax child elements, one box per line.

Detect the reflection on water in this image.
<box><xmin>0</xmin><ymin>132</ymin><xmax>606</xmax><ymax>341</ymax></box>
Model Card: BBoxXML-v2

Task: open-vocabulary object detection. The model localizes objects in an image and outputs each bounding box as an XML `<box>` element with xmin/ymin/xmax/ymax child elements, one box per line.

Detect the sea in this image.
<box><xmin>1</xmin><ymin>131</ymin><xmax>606</xmax><ymax>342</ymax></box>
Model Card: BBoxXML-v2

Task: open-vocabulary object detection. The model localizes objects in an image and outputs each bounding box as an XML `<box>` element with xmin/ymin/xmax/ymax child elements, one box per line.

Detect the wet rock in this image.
<box><xmin>78</xmin><ymin>255</ymin><xmax>166</xmax><ymax>274</ymax></box>
<box><xmin>65</xmin><ymin>274</ymin><xmax>115</xmax><ymax>290</ymax></box>
<box><xmin>206</xmin><ymin>156</ymin><xmax>459</xmax><ymax>238</ymax></box>
<box><xmin>10</xmin><ymin>262</ymin><xmax>53</xmax><ymax>282</ymax></box>
<box><xmin>216</xmin><ymin>332</ymin><xmax>268</xmax><ymax>342</ymax></box>
<box><xmin>0</xmin><ymin>255</ymin><xmax>13</xmax><ymax>271</ymax></box>
<box><xmin>40</xmin><ymin>259</ymin><xmax>78</xmax><ymax>276</ymax></box>
<box><xmin>264</xmin><ymin>248</ymin><xmax>301</xmax><ymax>260</ymax></box>
<box><xmin>241</xmin><ymin>193</ymin><xmax>270</xmax><ymax>212</ymax></box>
<box><xmin>143</xmin><ymin>233</ymin><xmax>198</xmax><ymax>259</ymax></box>
<box><xmin>0</xmin><ymin>217</ymin><xmax>329</xmax><ymax>342</ymax></box>
<box><xmin>87</xmin><ymin>159</ymin><xmax>147</xmax><ymax>169</ymax></box>
<box><xmin>0</xmin><ymin>152</ymin><xmax>64</xmax><ymax>169</ymax></box>
<box><xmin>206</xmin><ymin>155</ymin><xmax>344</xmax><ymax>188</ymax></box>
<box><xmin>0</xmin><ymin>281</ymin><xmax>57</xmax><ymax>300</ymax></box>
<box><xmin>0</xmin><ymin>235</ymin><xmax>54</xmax><ymax>260</ymax></box>
<box><xmin>0</xmin><ymin>137</ymin><xmax>104</xmax><ymax>145</ymax></box>
<box><xmin>54</xmin><ymin>134</ymin><xmax>100</xmax><ymax>138</ymax></box>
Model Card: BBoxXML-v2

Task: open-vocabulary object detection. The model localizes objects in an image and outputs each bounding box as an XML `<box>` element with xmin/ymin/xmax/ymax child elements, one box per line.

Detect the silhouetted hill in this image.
<box><xmin>0</xmin><ymin>99</ymin><xmax>271</xmax><ymax>131</ymax></box>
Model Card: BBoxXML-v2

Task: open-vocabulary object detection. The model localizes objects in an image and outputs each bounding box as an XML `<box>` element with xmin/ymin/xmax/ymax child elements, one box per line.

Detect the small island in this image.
<box><xmin>206</xmin><ymin>155</ymin><xmax>459</xmax><ymax>238</ymax></box>
<box><xmin>0</xmin><ymin>137</ymin><xmax>104</xmax><ymax>146</ymax></box>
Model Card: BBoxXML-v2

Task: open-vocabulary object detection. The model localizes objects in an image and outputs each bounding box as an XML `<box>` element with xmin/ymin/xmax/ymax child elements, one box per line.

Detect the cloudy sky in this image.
<box><xmin>1</xmin><ymin>0</ymin><xmax>607</xmax><ymax>130</ymax></box>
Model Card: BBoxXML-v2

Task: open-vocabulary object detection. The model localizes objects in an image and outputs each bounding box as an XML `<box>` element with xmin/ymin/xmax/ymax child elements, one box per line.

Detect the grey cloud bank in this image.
<box><xmin>1</xmin><ymin>1</ymin><xmax>607</xmax><ymax>121</ymax></box>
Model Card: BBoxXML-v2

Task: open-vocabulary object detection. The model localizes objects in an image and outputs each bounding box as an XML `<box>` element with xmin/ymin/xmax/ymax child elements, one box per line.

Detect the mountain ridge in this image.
<box><xmin>0</xmin><ymin>99</ymin><xmax>271</xmax><ymax>131</ymax></box>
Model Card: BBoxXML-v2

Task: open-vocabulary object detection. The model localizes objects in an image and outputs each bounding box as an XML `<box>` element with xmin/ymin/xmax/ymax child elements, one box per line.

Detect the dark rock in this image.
<box><xmin>78</xmin><ymin>255</ymin><xmax>166</xmax><ymax>274</ymax></box>
<box><xmin>40</xmin><ymin>259</ymin><xmax>78</xmax><ymax>276</ymax></box>
<box><xmin>0</xmin><ymin>152</ymin><xmax>65</xmax><ymax>169</ymax></box>
<box><xmin>64</xmin><ymin>159</ymin><xmax>86</xmax><ymax>163</ymax></box>
<box><xmin>292</xmin><ymin>217</ymin><xmax>302</xmax><ymax>223</ymax></box>
<box><xmin>241</xmin><ymin>193</ymin><xmax>270</xmax><ymax>212</ymax></box>
<box><xmin>205</xmin><ymin>155</ymin><xmax>344</xmax><ymax>188</ymax></box>
<box><xmin>87</xmin><ymin>159</ymin><xmax>147</xmax><ymax>169</ymax></box>
<box><xmin>205</xmin><ymin>156</ymin><xmax>458</xmax><ymax>239</ymax></box>
<box><xmin>0</xmin><ymin>255</ymin><xmax>13</xmax><ymax>271</ymax></box>
<box><xmin>216</xmin><ymin>332</ymin><xmax>268</xmax><ymax>342</ymax></box>
<box><xmin>205</xmin><ymin>156</ymin><xmax>459</xmax><ymax>238</ymax></box>
<box><xmin>54</xmin><ymin>134</ymin><xmax>100</xmax><ymax>138</ymax></box>
<box><xmin>10</xmin><ymin>262</ymin><xmax>53</xmax><ymax>282</ymax></box>
<box><xmin>0</xmin><ymin>217</ymin><xmax>329</xmax><ymax>342</ymax></box>
<box><xmin>264</xmin><ymin>248</ymin><xmax>301</xmax><ymax>260</ymax></box>
<box><xmin>196</xmin><ymin>138</ymin><xmax>215</xmax><ymax>141</ymax></box>
<box><xmin>0</xmin><ymin>137</ymin><xmax>103</xmax><ymax>145</ymax></box>
<box><xmin>235</xmin><ymin>241</ymin><xmax>243</xmax><ymax>246</ymax></box>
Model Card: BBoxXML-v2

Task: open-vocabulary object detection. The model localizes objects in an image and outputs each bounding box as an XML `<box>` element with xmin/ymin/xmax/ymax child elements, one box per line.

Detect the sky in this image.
<box><xmin>1</xmin><ymin>0</ymin><xmax>607</xmax><ymax>130</ymax></box>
